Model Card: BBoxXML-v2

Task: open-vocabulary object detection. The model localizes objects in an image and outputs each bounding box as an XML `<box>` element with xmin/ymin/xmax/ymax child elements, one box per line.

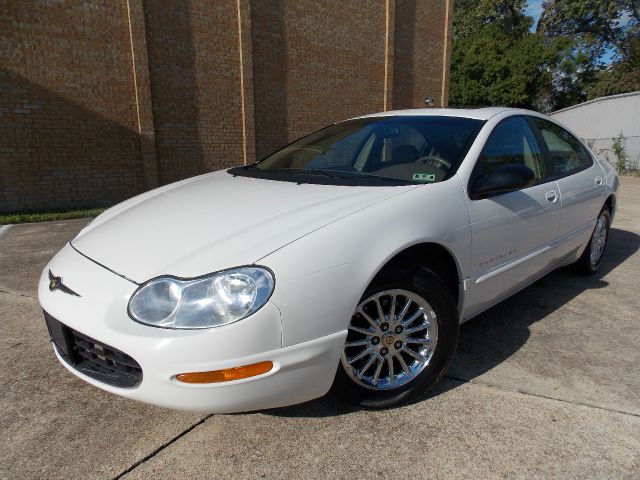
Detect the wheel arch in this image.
<box><xmin>367</xmin><ymin>242</ymin><xmax>463</xmax><ymax>313</ymax></box>
<box><xmin>604</xmin><ymin>193</ymin><xmax>616</xmax><ymax>218</ymax></box>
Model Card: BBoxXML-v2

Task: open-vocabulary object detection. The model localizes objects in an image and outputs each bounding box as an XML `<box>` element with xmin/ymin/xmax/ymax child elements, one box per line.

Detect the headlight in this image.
<box><xmin>128</xmin><ymin>267</ymin><xmax>275</xmax><ymax>329</ymax></box>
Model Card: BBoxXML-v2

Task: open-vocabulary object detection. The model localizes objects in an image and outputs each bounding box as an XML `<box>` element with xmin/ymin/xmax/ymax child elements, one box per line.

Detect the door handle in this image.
<box><xmin>595</xmin><ymin>176</ymin><xmax>603</xmax><ymax>186</ymax></box>
<box><xmin>545</xmin><ymin>191</ymin><xmax>558</xmax><ymax>203</ymax></box>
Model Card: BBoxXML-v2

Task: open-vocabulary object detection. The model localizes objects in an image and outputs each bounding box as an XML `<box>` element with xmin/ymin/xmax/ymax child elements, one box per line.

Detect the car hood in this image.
<box><xmin>71</xmin><ymin>170</ymin><xmax>416</xmax><ymax>282</ymax></box>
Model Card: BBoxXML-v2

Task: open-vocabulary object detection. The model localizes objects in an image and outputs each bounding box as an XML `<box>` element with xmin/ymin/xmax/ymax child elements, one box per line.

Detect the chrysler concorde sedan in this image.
<box><xmin>39</xmin><ymin>108</ymin><xmax>618</xmax><ymax>412</ymax></box>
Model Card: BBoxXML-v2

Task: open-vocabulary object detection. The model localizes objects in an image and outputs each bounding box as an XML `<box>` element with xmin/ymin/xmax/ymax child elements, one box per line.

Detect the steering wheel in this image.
<box><xmin>416</xmin><ymin>156</ymin><xmax>452</xmax><ymax>170</ymax></box>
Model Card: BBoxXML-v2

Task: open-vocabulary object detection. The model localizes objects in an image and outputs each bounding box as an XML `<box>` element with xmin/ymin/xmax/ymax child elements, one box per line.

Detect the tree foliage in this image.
<box><xmin>538</xmin><ymin>0</ymin><xmax>639</xmax><ymax>62</ymax></box>
<box><xmin>587</xmin><ymin>58</ymin><xmax>640</xmax><ymax>99</ymax></box>
<box><xmin>453</xmin><ymin>0</ymin><xmax>529</xmax><ymax>40</ymax></box>
<box><xmin>450</xmin><ymin>25</ymin><xmax>556</xmax><ymax>108</ymax></box>
<box><xmin>538</xmin><ymin>0</ymin><xmax>640</xmax><ymax>106</ymax></box>
<box><xmin>450</xmin><ymin>0</ymin><xmax>558</xmax><ymax>109</ymax></box>
<box><xmin>450</xmin><ymin>0</ymin><xmax>640</xmax><ymax>111</ymax></box>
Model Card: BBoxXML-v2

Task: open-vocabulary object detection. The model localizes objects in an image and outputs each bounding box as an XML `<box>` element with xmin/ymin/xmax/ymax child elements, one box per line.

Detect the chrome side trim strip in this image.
<box><xmin>476</xmin><ymin>245</ymin><xmax>552</xmax><ymax>284</ymax></box>
<box><xmin>550</xmin><ymin>221</ymin><xmax>594</xmax><ymax>247</ymax></box>
<box><xmin>474</xmin><ymin>220</ymin><xmax>594</xmax><ymax>285</ymax></box>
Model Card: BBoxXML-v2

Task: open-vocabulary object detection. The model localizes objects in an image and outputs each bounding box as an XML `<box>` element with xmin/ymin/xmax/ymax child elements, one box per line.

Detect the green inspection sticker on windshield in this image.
<box><xmin>412</xmin><ymin>173</ymin><xmax>436</xmax><ymax>182</ymax></box>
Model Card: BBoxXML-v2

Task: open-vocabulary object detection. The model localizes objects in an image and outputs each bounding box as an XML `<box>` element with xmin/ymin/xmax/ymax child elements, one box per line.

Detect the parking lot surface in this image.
<box><xmin>1</xmin><ymin>178</ymin><xmax>639</xmax><ymax>479</ymax></box>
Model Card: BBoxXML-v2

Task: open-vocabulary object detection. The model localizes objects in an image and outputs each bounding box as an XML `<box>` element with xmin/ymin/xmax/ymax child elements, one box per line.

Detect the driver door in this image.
<box><xmin>464</xmin><ymin>116</ymin><xmax>562</xmax><ymax>318</ymax></box>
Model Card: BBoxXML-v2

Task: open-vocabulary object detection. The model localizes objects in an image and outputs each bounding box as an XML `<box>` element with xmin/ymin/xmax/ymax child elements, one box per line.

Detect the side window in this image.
<box><xmin>531</xmin><ymin>118</ymin><xmax>592</xmax><ymax>177</ymax></box>
<box><xmin>475</xmin><ymin>116</ymin><xmax>546</xmax><ymax>183</ymax></box>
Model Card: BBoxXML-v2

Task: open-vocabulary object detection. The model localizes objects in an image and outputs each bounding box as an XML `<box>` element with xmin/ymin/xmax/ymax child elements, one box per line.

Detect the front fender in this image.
<box><xmin>259</xmin><ymin>180</ymin><xmax>471</xmax><ymax>347</ymax></box>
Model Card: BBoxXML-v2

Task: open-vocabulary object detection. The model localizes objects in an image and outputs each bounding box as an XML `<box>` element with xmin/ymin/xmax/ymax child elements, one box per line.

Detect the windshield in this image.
<box><xmin>230</xmin><ymin>116</ymin><xmax>484</xmax><ymax>186</ymax></box>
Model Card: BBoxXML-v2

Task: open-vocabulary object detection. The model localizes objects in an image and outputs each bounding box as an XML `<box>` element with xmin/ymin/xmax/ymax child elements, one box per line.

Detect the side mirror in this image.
<box><xmin>471</xmin><ymin>164</ymin><xmax>535</xmax><ymax>199</ymax></box>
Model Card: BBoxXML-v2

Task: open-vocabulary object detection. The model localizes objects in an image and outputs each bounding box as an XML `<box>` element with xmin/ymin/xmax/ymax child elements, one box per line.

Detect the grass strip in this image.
<box><xmin>0</xmin><ymin>208</ymin><xmax>106</xmax><ymax>225</ymax></box>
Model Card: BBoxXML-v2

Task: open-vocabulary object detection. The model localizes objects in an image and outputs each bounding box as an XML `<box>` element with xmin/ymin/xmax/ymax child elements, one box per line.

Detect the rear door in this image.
<box><xmin>464</xmin><ymin>116</ymin><xmax>562</xmax><ymax>318</ymax></box>
<box><xmin>528</xmin><ymin>117</ymin><xmax>605</xmax><ymax>259</ymax></box>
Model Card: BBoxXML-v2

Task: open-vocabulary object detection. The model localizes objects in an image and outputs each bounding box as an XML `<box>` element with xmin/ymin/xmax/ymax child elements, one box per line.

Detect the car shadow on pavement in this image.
<box><xmin>264</xmin><ymin>227</ymin><xmax>640</xmax><ymax>418</ymax></box>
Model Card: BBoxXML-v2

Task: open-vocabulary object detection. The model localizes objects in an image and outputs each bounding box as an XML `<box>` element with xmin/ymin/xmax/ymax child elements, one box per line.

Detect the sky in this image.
<box><xmin>524</xmin><ymin>0</ymin><xmax>544</xmax><ymax>32</ymax></box>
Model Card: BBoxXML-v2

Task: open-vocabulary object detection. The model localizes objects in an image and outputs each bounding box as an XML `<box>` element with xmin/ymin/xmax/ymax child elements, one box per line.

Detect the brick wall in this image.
<box><xmin>0</xmin><ymin>0</ymin><xmax>451</xmax><ymax>213</ymax></box>
<box><xmin>144</xmin><ymin>0</ymin><xmax>245</xmax><ymax>184</ymax></box>
<box><xmin>401</xmin><ymin>0</ymin><xmax>453</xmax><ymax>107</ymax></box>
<box><xmin>1</xmin><ymin>0</ymin><xmax>143</xmax><ymax>212</ymax></box>
<box><xmin>252</xmin><ymin>0</ymin><xmax>388</xmax><ymax>159</ymax></box>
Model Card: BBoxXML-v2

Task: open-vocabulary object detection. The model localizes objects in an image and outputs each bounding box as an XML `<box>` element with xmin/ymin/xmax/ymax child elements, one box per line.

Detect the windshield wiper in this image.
<box><xmin>241</xmin><ymin>163</ymin><xmax>262</xmax><ymax>170</ymax></box>
<box><xmin>232</xmin><ymin>166</ymin><xmax>415</xmax><ymax>185</ymax></box>
<box><xmin>297</xmin><ymin>169</ymin><xmax>343</xmax><ymax>179</ymax></box>
<box><xmin>238</xmin><ymin>164</ymin><xmax>297</xmax><ymax>174</ymax></box>
<box><xmin>310</xmin><ymin>170</ymin><xmax>416</xmax><ymax>183</ymax></box>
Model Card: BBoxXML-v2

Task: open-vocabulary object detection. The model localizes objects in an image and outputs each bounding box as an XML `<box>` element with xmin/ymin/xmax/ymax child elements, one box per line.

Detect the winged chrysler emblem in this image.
<box><xmin>48</xmin><ymin>270</ymin><xmax>81</xmax><ymax>297</ymax></box>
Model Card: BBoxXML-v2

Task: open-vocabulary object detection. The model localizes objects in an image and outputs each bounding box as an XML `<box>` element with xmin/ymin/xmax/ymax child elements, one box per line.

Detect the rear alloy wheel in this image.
<box><xmin>574</xmin><ymin>207</ymin><xmax>611</xmax><ymax>275</ymax></box>
<box><xmin>334</xmin><ymin>266</ymin><xmax>458</xmax><ymax>409</ymax></box>
<box><xmin>590</xmin><ymin>212</ymin><xmax>609</xmax><ymax>266</ymax></box>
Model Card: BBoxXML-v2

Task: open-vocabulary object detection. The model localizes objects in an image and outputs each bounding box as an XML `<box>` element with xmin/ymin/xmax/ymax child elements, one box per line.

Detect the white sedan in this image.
<box><xmin>39</xmin><ymin>108</ymin><xmax>618</xmax><ymax>412</ymax></box>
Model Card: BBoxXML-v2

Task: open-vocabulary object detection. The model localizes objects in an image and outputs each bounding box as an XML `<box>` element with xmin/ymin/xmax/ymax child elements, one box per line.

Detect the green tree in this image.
<box><xmin>450</xmin><ymin>0</ymin><xmax>640</xmax><ymax>110</ymax></box>
<box><xmin>538</xmin><ymin>0</ymin><xmax>640</xmax><ymax>105</ymax></box>
<box><xmin>587</xmin><ymin>32</ymin><xmax>640</xmax><ymax>98</ymax></box>
<box><xmin>538</xmin><ymin>0</ymin><xmax>638</xmax><ymax>61</ymax></box>
<box><xmin>450</xmin><ymin>1</ymin><xmax>558</xmax><ymax>109</ymax></box>
<box><xmin>587</xmin><ymin>59</ymin><xmax>640</xmax><ymax>99</ymax></box>
<box><xmin>453</xmin><ymin>0</ymin><xmax>529</xmax><ymax>40</ymax></box>
<box><xmin>546</xmin><ymin>42</ymin><xmax>596</xmax><ymax>108</ymax></box>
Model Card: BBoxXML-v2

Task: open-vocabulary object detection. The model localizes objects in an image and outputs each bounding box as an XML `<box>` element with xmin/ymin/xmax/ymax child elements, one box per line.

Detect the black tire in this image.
<box><xmin>573</xmin><ymin>206</ymin><xmax>611</xmax><ymax>276</ymax></box>
<box><xmin>333</xmin><ymin>265</ymin><xmax>459</xmax><ymax>409</ymax></box>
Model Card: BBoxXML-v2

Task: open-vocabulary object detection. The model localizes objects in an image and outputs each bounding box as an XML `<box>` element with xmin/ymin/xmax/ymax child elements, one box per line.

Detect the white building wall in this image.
<box><xmin>550</xmin><ymin>91</ymin><xmax>640</xmax><ymax>171</ymax></box>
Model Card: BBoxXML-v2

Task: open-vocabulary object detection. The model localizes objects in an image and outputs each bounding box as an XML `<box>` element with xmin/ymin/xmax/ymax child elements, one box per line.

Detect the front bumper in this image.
<box><xmin>38</xmin><ymin>244</ymin><xmax>346</xmax><ymax>413</ymax></box>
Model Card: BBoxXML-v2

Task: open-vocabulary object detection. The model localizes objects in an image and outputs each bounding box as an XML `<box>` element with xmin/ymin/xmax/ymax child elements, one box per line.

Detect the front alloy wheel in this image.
<box><xmin>333</xmin><ymin>266</ymin><xmax>458</xmax><ymax>409</ymax></box>
<box><xmin>341</xmin><ymin>290</ymin><xmax>438</xmax><ymax>390</ymax></box>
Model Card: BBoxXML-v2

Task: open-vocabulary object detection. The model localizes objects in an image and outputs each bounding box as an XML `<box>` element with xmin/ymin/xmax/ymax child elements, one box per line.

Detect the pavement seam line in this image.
<box><xmin>112</xmin><ymin>414</ymin><xmax>214</xmax><ymax>479</ymax></box>
<box><xmin>444</xmin><ymin>374</ymin><xmax>640</xmax><ymax>419</ymax></box>
<box><xmin>0</xmin><ymin>289</ymin><xmax>38</xmax><ymax>299</ymax></box>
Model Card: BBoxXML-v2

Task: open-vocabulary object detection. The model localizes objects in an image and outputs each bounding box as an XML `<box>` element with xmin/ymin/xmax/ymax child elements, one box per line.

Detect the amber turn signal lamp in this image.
<box><xmin>176</xmin><ymin>361</ymin><xmax>273</xmax><ymax>384</ymax></box>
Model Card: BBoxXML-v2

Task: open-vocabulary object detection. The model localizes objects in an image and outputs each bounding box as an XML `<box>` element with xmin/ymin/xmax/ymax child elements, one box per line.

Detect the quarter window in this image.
<box><xmin>475</xmin><ymin>116</ymin><xmax>546</xmax><ymax>183</ymax></box>
<box><xmin>531</xmin><ymin>118</ymin><xmax>592</xmax><ymax>177</ymax></box>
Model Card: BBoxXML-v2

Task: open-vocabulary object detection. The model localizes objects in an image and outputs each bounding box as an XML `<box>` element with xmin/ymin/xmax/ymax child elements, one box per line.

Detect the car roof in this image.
<box><xmin>353</xmin><ymin>107</ymin><xmax>532</xmax><ymax>121</ymax></box>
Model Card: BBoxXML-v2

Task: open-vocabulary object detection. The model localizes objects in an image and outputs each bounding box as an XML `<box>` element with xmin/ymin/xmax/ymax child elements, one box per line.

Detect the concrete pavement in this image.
<box><xmin>1</xmin><ymin>178</ymin><xmax>639</xmax><ymax>479</ymax></box>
